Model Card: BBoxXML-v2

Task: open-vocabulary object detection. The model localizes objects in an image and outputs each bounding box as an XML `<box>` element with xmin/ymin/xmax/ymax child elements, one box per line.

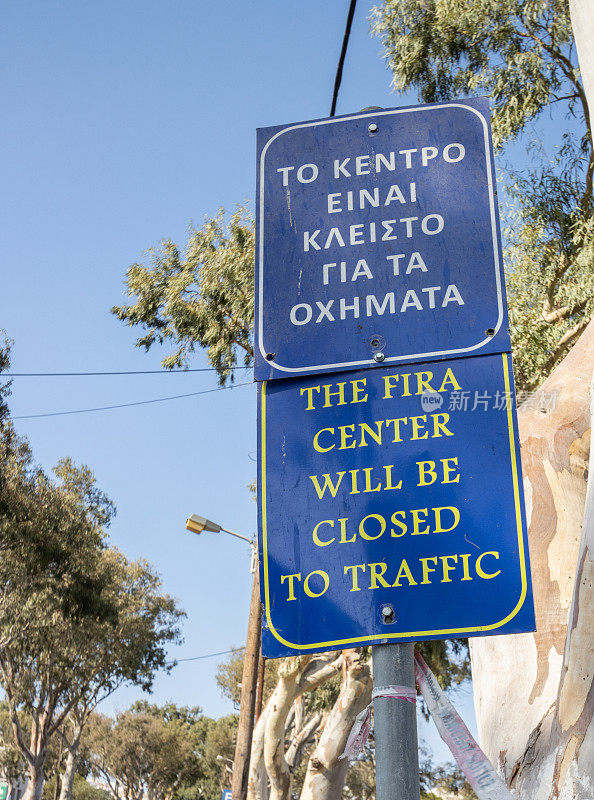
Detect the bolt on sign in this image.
<box><xmin>255</xmin><ymin>100</ymin><xmax>535</xmax><ymax>658</ymax></box>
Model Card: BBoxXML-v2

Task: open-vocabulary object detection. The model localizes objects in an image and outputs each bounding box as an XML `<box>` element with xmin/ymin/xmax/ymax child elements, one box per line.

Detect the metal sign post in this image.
<box><xmin>373</xmin><ymin>643</ymin><xmax>420</xmax><ymax>800</ymax></box>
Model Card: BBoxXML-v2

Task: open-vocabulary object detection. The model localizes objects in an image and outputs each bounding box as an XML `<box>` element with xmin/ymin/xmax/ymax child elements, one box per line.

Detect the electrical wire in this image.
<box><xmin>6</xmin><ymin>3</ymin><xmax>358</xmax><ymax>416</ymax></box>
<box><xmin>9</xmin><ymin>381</ymin><xmax>253</xmax><ymax>420</ymax></box>
<box><xmin>172</xmin><ymin>647</ymin><xmax>245</xmax><ymax>664</ymax></box>
<box><xmin>5</xmin><ymin>7</ymin><xmax>357</xmax><ymax>380</ymax></box>
<box><xmin>330</xmin><ymin>0</ymin><xmax>357</xmax><ymax>116</ymax></box>
<box><xmin>4</xmin><ymin>366</ymin><xmax>249</xmax><ymax>377</ymax></box>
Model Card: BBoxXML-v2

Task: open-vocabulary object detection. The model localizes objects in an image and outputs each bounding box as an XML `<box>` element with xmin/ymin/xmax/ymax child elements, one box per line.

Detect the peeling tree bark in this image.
<box><xmin>58</xmin><ymin>716</ymin><xmax>83</xmax><ymax>800</ymax></box>
<box><xmin>299</xmin><ymin>650</ymin><xmax>371</xmax><ymax>800</ymax></box>
<box><xmin>247</xmin><ymin>706</ymin><xmax>269</xmax><ymax>800</ymax></box>
<box><xmin>570</xmin><ymin>0</ymin><xmax>594</xmax><ymax>118</ymax></box>
<box><xmin>470</xmin><ymin>321</ymin><xmax>594</xmax><ymax>799</ymax></box>
<box><xmin>254</xmin><ymin>654</ymin><xmax>342</xmax><ymax>800</ymax></box>
<box><xmin>285</xmin><ymin>710</ymin><xmax>323</xmax><ymax>772</ymax></box>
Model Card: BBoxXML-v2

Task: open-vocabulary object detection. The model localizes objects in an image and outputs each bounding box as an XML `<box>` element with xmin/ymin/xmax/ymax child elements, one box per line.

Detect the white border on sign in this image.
<box><xmin>257</xmin><ymin>103</ymin><xmax>504</xmax><ymax>374</ymax></box>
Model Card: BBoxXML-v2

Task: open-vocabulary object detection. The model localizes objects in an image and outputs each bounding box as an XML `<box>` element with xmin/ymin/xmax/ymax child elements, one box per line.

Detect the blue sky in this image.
<box><xmin>2</xmin><ymin>0</ymin><xmax>565</xmax><ymax>766</ymax></box>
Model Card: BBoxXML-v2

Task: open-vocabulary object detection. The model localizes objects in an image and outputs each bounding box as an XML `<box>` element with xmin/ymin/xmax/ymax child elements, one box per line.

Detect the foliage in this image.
<box><xmin>0</xmin><ymin>389</ymin><xmax>184</xmax><ymax>800</ymax></box>
<box><xmin>55</xmin><ymin>552</ymin><xmax>185</xmax><ymax>800</ymax></box>
<box><xmin>504</xmin><ymin>135</ymin><xmax>594</xmax><ymax>388</ymax></box>
<box><xmin>0</xmin><ymin>701</ymin><xmax>27</xmax><ymax>787</ymax></box>
<box><xmin>0</xmin><ymin>332</ymin><xmax>12</xmax><ymax>425</ymax></box>
<box><xmin>216</xmin><ymin>650</ymin><xmax>277</xmax><ymax>708</ymax></box>
<box><xmin>86</xmin><ymin>707</ymin><xmax>236</xmax><ymax>800</ymax></box>
<box><xmin>71</xmin><ymin>777</ymin><xmax>110</xmax><ymax>800</ymax></box>
<box><xmin>370</xmin><ymin>0</ymin><xmax>581</xmax><ymax>149</ymax></box>
<box><xmin>371</xmin><ymin>0</ymin><xmax>593</xmax><ymax>390</ymax></box>
<box><xmin>428</xmin><ymin>763</ymin><xmax>478</xmax><ymax>798</ymax></box>
<box><xmin>343</xmin><ymin>754</ymin><xmax>376</xmax><ymax>800</ymax></box>
<box><xmin>72</xmin><ymin>548</ymin><xmax>184</xmax><ymax>704</ymax></box>
<box><xmin>86</xmin><ymin>710</ymin><xmax>196</xmax><ymax>800</ymax></box>
<box><xmin>112</xmin><ymin>208</ymin><xmax>254</xmax><ymax>383</ymax></box>
<box><xmin>174</xmin><ymin>715</ymin><xmax>237</xmax><ymax>800</ymax></box>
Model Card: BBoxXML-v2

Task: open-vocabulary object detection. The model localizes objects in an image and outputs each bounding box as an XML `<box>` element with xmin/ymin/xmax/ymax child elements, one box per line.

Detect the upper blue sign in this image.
<box><xmin>255</xmin><ymin>98</ymin><xmax>510</xmax><ymax>381</ymax></box>
<box><xmin>258</xmin><ymin>353</ymin><xmax>535</xmax><ymax>657</ymax></box>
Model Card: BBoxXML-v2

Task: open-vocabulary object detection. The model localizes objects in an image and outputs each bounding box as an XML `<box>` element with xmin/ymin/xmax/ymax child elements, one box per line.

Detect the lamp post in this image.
<box><xmin>186</xmin><ymin>514</ymin><xmax>261</xmax><ymax>800</ymax></box>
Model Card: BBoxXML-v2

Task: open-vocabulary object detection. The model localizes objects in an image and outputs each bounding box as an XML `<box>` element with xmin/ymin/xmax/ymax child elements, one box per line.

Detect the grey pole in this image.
<box><xmin>373</xmin><ymin>643</ymin><xmax>420</xmax><ymax>800</ymax></box>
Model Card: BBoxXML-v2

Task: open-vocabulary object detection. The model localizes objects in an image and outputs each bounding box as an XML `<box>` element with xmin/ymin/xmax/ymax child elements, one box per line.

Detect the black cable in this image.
<box><xmin>172</xmin><ymin>647</ymin><xmax>245</xmax><ymax>664</ymax></box>
<box><xmin>4</xmin><ymin>366</ymin><xmax>249</xmax><ymax>377</ymax></box>
<box><xmin>10</xmin><ymin>381</ymin><xmax>253</xmax><ymax>420</ymax></box>
<box><xmin>330</xmin><ymin>0</ymin><xmax>357</xmax><ymax>117</ymax></box>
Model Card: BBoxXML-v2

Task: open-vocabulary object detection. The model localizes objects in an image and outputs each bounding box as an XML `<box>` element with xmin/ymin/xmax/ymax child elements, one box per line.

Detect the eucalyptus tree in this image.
<box><xmin>371</xmin><ymin>0</ymin><xmax>593</xmax><ymax>391</ymax></box>
<box><xmin>0</xmin><ymin>446</ymin><xmax>183</xmax><ymax>800</ymax></box>
<box><xmin>371</xmin><ymin>1</ymin><xmax>594</xmax><ymax>796</ymax></box>
<box><xmin>57</xmin><ymin>551</ymin><xmax>184</xmax><ymax>800</ymax></box>
<box><xmin>112</xmin><ymin>208</ymin><xmax>254</xmax><ymax>383</ymax></box>
<box><xmin>214</xmin><ymin>642</ymin><xmax>469</xmax><ymax>800</ymax></box>
<box><xmin>86</xmin><ymin>707</ymin><xmax>205</xmax><ymax>800</ymax></box>
<box><xmin>0</xmin><ymin>453</ymin><xmax>113</xmax><ymax>800</ymax></box>
<box><xmin>111</xmin><ymin>5</ymin><xmax>594</xmax><ymax>797</ymax></box>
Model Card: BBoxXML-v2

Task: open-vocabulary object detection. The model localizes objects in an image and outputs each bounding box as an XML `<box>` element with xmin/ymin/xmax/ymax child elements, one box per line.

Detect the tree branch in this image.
<box><xmin>0</xmin><ymin>659</ymin><xmax>34</xmax><ymax>764</ymax></box>
<box><xmin>538</xmin><ymin>296</ymin><xmax>591</xmax><ymax>327</ymax></box>
<box><xmin>539</xmin><ymin>317</ymin><xmax>592</xmax><ymax>379</ymax></box>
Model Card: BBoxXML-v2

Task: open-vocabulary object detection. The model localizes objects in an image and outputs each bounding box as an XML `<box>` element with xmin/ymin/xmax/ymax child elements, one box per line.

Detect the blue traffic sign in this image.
<box><xmin>258</xmin><ymin>353</ymin><xmax>534</xmax><ymax>657</ymax></box>
<box><xmin>255</xmin><ymin>98</ymin><xmax>510</xmax><ymax>382</ymax></box>
<box><xmin>221</xmin><ymin>791</ymin><xmax>232</xmax><ymax>800</ymax></box>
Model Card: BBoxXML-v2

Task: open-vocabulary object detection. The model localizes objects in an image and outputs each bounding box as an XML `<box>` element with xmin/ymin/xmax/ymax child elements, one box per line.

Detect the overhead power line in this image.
<box><xmin>4</xmin><ymin>366</ymin><xmax>249</xmax><ymax>377</ymax></box>
<box><xmin>10</xmin><ymin>382</ymin><xmax>253</xmax><ymax>420</ymax></box>
<box><xmin>330</xmin><ymin>0</ymin><xmax>358</xmax><ymax>116</ymax></box>
<box><xmin>172</xmin><ymin>647</ymin><xmax>245</xmax><ymax>664</ymax></box>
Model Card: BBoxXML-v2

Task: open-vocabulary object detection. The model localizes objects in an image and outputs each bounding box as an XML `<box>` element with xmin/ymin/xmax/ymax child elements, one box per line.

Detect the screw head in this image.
<box><xmin>380</xmin><ymin>603</ymin><xmax>395</xmax><ymax>623</ymax></box>
<box><xmin>368</xmin><ymin>122</ymin><xmax>378</xmax><ymax>133</ymax></box>
<box><xmin>374</xmin><ymin>351</ymin><xmax>385</xmax><ymax>362</ymax></box>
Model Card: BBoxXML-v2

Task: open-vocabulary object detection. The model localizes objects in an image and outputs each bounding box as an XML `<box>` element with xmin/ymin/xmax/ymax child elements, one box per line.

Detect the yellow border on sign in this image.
<box><xmin>260</xmin><ymin>353</ymin><xmax>528</xmax><ymax>649</ymax></box>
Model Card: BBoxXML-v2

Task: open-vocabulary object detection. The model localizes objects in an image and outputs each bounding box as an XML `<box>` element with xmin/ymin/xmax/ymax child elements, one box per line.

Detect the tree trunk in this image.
<box><xmin>569</xmin><ymin>0</ymin><xmax>594</xmax><ymax>113</ymax></box>
<box><xmin>470</xmin><ymin>321</ymin><xmax>594</xmax><ymax>798</ymax></box>
<box><xmin>59</xmin><ymin>725</ymin><xmax>82</xmax><ymax>800</ymax></box>
<box><xmin>260</xmin><ymin>654</ymin><xmax>342</xmax><ymax>800</ymax></box>
<box><xmin>22</xmin><ymin>762</ymin><xmax>45</xmax><ymax>800</ymax></box>
<box><xmin>285</xmin><ymin>711</ymin><xmax>323</xmax><ymax>772</ymax></box>
<box><xmin>247</xmin><ymin>707</ymin><xmax>269</xmax><ymax>800</ymax></box>
<box><xmin>264</xmin><ymin>661</ymin><xmax>305</xmax><ymax>800</ymax></box>
<box><xmin>299</xmin><ymin>650</ymin><xmax>371</xmax><ymax>800</ymax></box>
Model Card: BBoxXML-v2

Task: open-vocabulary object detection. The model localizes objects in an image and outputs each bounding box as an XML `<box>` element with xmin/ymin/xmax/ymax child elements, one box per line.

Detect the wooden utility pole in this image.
<box><xmin>255</xmin><ymin>654</ymin><xmax>265</xmax><ymax>722</ymax></box>
<box><xmin>231</xmin><ymin>559</ymin><xmax>262</xmax><ymax>800</ymax></box>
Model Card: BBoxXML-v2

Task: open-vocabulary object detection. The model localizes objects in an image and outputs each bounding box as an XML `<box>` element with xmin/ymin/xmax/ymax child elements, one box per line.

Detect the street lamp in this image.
<box><xmin>186</xmin><ymin>513</ymin><xmax>262</xmax><ymax>800</ymax></box>
<box><xmin>186</xmin><ymin>515</ymin><xmax>257</xmax><ymax>573</ymax></box>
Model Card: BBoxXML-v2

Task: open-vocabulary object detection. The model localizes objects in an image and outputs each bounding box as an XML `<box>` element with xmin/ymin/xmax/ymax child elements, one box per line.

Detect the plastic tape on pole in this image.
<box><xmin>341</xmin><ymin>654</ymin><xmax>514</xmax><ymax>800</ymax></box>
<box><xmin>341</xmin><ymin>686</ymin><xmax>415</xmax><ymax>760</ymax></box>
<box><xmin>414</xmin><ymin>652</ymin><xmax>513</xmax><ymax>800</ymax></box>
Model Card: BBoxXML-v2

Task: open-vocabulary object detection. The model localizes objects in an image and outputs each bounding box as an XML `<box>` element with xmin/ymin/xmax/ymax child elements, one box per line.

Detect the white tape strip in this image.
<box><xmin>372</xmin><ymin>685</ymin><xmax>417</xmax><ymax>703</ymax></box>
<box><xmin>341</xmin><ymin>685</ymin><xmax>417</xmax><ymax>760</ymax></box>
<box><xmin>414</xmin><ymin>653</ymin><xmax>513</xmax><ymax>800</ymax></box>
<box><xmin>341</xmin><ymin>705</ymin><xmax>373</xmax><ymax>761</ymax></box>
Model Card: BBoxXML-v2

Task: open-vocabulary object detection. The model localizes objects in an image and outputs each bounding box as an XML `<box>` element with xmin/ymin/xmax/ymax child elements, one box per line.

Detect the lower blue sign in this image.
<box><xmin>258</xmin><ymin>353</ymin><xmax>535</xmax><ymax>657</ymax></box>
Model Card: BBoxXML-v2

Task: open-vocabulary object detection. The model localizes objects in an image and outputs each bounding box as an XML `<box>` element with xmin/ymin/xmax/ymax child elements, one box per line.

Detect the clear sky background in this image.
<box><xmin>2</xmin><ymin>0</ymin><xmax>560</xmax><ymax>767</ymax></box>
